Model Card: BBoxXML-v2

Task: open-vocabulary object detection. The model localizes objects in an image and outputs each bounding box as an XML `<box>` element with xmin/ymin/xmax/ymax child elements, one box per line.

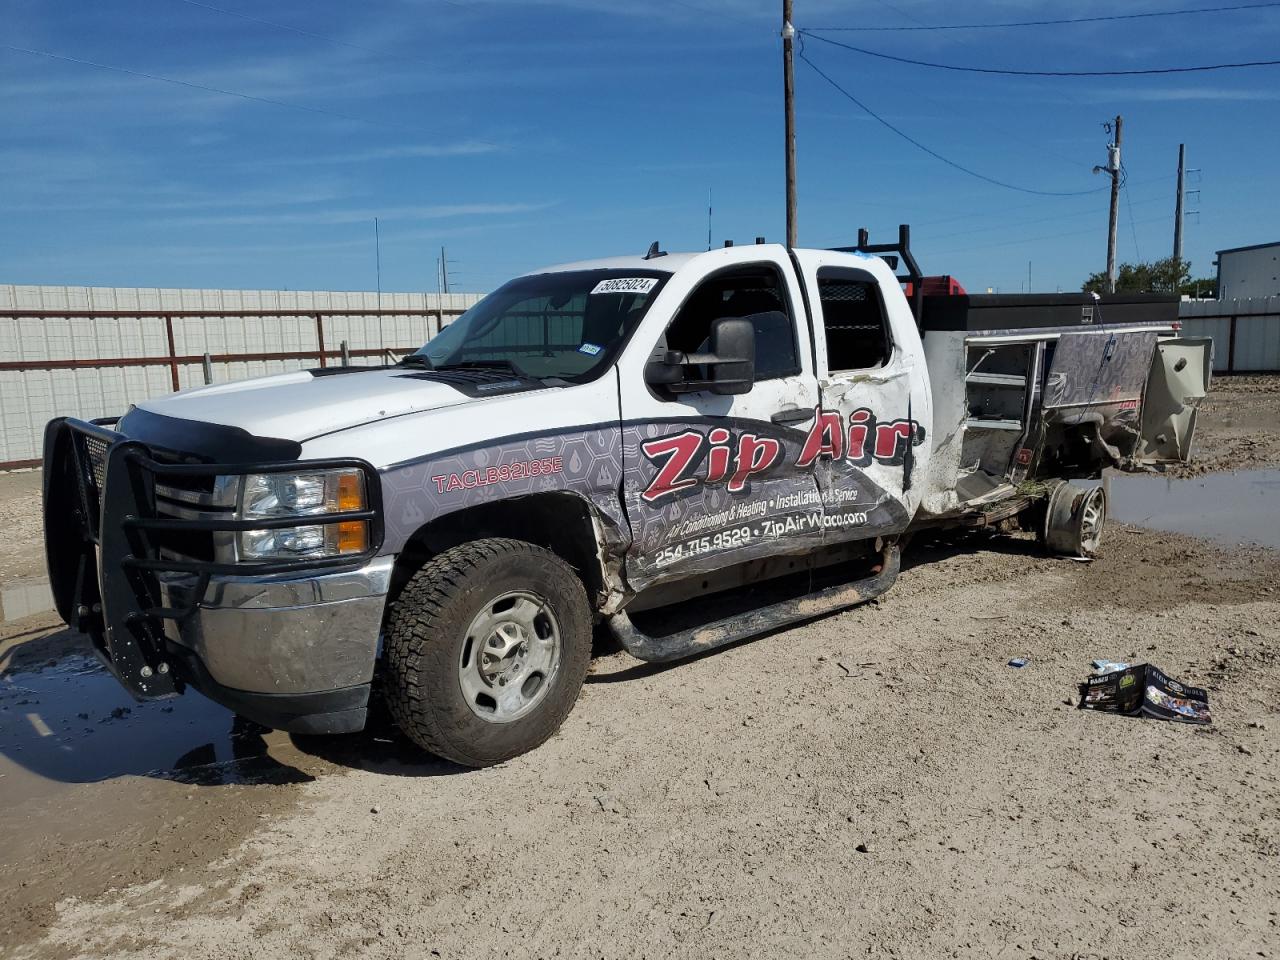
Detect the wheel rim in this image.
<box><xmin>457</xmin><ymin>590</ymin><xmax>562</xmax><ymax>723</ymax></box>
<box><xmin>1078</xmin><ymin>487</ymin><xmax>1106</xmax><ymax>555</ymax></box>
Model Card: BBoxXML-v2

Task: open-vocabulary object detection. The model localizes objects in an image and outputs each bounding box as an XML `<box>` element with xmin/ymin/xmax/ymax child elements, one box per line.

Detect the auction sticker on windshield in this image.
<box><xmin>591</xmin><ymin>277</ymin><xmax>659</xmax><ymax>295</ymax></box>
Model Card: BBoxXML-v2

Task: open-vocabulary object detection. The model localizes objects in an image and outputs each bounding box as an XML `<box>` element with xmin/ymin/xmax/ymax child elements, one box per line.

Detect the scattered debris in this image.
<box><xmin>1079</xmin><ymin>664</ymin><xmax>1211</xmax><ymax>724</ymax></box>
<box><xmin>1091</xmin><ymin>659</ymin><xmax>1130</xmax><ymax>674</ymax></box>
<box><xmin>1008</xmin><ymin>658</ymin><xmax>1030</xmax><ymax>669</ymax></box>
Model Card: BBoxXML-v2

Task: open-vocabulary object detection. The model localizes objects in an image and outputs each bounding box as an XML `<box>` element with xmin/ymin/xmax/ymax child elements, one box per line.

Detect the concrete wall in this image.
<box><xmin>0</xmin><ymin>285</ymin><xmax>484</xmax><ymax>466</ymax></box>
<box><xmin>1179</xmin><ymin>296</ymin><xmax>1280</xmax><ymax>374</ymax></box>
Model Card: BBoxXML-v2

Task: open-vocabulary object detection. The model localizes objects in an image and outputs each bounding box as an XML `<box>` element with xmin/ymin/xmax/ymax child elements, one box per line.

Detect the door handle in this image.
<box><xmin>771</xmin><ymin>407</ymin><xmax>814</xmax><ymax>426</ymax></box>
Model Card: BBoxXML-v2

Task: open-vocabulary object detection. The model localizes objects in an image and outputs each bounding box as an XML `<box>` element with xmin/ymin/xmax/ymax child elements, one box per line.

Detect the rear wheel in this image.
<box><xmin>383</xmin><ymin>538</ymin><xmax>592</xmax><ymax>767</ymax></box>
<box><xmin>1041</xmin><ymin>482</ymin><xmax>1107</xmax><ymax>558</ymax></box>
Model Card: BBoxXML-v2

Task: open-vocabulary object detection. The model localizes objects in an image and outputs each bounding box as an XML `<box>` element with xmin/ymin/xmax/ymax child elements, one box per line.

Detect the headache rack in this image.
<box><xmin>43</xmin><ymin>417</ymin><xmax>383</xmax><ymax>699</ymax></box>
<box><xmin>830</xmin><ymin>224</ymin><xmax>926</xmax><ymax>330</ymax></box>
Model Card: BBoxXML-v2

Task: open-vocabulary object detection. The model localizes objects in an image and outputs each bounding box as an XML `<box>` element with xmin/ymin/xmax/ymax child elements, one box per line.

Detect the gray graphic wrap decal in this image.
<box><xmin>622</xmin><ymin>413</ymin><xmax>919</xmax><ymax>589</ymax></box>
<box><xmin>376</xmin><ymin>409</ymin><xmax>922</xmax><ymax>601</ymax></box>
<box><xmin>380</xmin><ymin>427</ymin><xmax>627</xmax><ymax>552</ymax></box>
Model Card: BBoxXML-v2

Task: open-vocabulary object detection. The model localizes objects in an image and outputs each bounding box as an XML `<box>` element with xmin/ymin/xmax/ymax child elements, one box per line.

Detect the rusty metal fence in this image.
<box><xmin>0</xmin><ymin>288</ymin><xmax>482</xmax><ymax>469</ymax></box>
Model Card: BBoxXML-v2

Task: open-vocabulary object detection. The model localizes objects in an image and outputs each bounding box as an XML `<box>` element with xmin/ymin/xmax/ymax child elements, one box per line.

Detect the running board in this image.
<box><xmin>607</xmin><ymin>545</ymin><xmax>901</xmax><ymax>664</ymax></box>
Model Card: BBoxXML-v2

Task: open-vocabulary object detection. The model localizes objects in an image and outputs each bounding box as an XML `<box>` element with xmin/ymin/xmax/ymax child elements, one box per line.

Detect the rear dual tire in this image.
<box><xmin>382</xmin><ymin>538</ymin><xmax>592</xmax><ymax>768</ymax></box>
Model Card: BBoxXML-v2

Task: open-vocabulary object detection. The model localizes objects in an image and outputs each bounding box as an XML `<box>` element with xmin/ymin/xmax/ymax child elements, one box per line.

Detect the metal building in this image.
<box><xmin>1215</xmin><ymin>242</ymin><xmax>1280</xmax><ymax>300</ymax></box>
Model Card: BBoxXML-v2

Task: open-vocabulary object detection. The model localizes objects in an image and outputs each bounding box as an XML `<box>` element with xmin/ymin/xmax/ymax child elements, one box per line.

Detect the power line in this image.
<box><xmin>814</xmin><ymin>192</ymin><xmax>1166</xmax><ymax>250</ymax></box>
<box><xmin>906</xmin><ymin>175</ymin><xmax>1175</xmax><ymax>230</ymax></box>
<box><xmin>866</xmin><ymin>0</ymin><xmax>929</xmax><ymax>27</ymax></box>
<box><xmin>1</xmin><ymin>43</ymin><xmax>394</xmax><ymax>127</ymax></box>
<box><xmin>927</xmin><ymin>214</ymin><xmax>1173</xmax><ymax>260</ymax></box>
<box><xmin>1121</xmin><ymin>165</ymin><xmax>1142</xmax><ymax>261</ymax></box>
<box><xmin>796</xmin><ymin>43</ymin><xmax>1104</xmax><ymax>197</ymax></box>
<box><xmin>926</xmin><ymin>193</ymin><xmax>1165</xmax><ymax>245</ymax></box>
<box><xmin>799</xmin><ymin>30</ymin><xmax>1280</xmax><ymax>76</ymax></box>
<box><xmin>807</xmin><ymin>1</ymin><xmax>1280</xmax><ymax>32</ymax></box>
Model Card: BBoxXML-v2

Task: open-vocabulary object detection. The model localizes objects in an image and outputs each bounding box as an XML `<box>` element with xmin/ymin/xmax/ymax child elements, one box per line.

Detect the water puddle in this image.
<box><xmin>1106</xmin><ymin>468</ymin><xmax>1280</xmax><ymax>550</ymax></box>
<box><xmin>0</xmin><ymin>633</ymin><xmax>313</xmax><ymax>809</ymax></box>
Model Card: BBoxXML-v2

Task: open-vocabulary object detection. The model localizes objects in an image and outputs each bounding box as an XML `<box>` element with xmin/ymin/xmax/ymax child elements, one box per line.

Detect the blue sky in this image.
<box><xmin>2</xmin><ymin>0</ymin><xmax>1278</xmax><ymax>294</ymax></box>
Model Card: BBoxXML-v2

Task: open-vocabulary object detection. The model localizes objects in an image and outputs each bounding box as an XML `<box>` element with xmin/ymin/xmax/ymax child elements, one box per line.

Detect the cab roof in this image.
<box><xmin>529</xmin><ymin>244</ymin><xmax>881</xmax><ymax>277</ymax></box>
<box><xmin>529</xmin><ymin>252</ymin><xmax>703</xmax><ymax>275</ymax></box>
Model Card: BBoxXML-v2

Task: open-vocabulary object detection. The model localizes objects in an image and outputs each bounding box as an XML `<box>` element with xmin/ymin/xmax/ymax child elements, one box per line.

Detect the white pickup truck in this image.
<box><xmin>43</xmin><ymin>228</ymin><xmax>1211</xmax><ymax>766</ymax></box>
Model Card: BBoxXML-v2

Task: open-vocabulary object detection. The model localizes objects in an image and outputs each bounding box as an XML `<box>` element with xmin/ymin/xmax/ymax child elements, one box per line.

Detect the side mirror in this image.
<box><xmin>706</xmin><ymin>316</ymin><xmax>755</xmax><ymax>394</ymax></box>
<box><xmin>644</xmin><ymin>316</ymin><xmax>756</xmax><ymax>396</ymax></box>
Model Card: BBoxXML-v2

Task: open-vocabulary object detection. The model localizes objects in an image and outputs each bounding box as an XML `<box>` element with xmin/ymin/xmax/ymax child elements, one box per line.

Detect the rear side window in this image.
<box><xmin>818</xmin><ymin>268</ymin><xmax>892</xmax><ymax>372</ymax></box>
<box><xmin>664</xmin><ymin>264</ymin><xmax>800</xmax><ymax>382</ymax></box>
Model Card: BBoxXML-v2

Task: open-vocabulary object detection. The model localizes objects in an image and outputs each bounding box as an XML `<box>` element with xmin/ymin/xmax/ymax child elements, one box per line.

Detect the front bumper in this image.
<box><xmin>42</xmin><ymin>416</ymin><xmax>386</xmax><ymax>734</ymax></box>
<box><xmin>158</xmin><ymin>558</ymin><xmax>392</xmax><ymax>733</ymax></box>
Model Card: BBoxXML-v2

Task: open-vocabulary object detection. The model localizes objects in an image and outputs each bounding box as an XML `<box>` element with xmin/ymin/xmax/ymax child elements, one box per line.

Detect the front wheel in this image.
<box><xmin>383</xmin><ymin>538</ymin><xmax>592</xmax><ymax>767</ymax></box>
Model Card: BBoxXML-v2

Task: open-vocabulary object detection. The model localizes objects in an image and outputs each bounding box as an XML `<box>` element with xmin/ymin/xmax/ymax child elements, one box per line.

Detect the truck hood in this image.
<box><xmin>132</xmin><ymin>367</ymin><xmax>476</xmax><ymax>443</ymax></box>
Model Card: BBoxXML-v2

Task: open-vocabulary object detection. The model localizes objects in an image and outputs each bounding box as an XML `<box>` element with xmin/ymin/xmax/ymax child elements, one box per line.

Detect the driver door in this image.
<box><xmin>616</xmin><ymin>251</ymin><xmax>823</xmax><ymax>592</ymax></box>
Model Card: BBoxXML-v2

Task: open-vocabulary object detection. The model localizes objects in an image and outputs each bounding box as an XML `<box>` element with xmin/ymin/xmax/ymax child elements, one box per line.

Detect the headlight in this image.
<box><xmin>238</xmin><ymin>469</ymin><xmax>369</xmax><ymax>560</ymax></box>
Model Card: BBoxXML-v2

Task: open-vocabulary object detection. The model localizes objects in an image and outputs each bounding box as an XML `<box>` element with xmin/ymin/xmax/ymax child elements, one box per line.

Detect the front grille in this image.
<box><xmin>85</xmin><ymin>436</ymin><xmax>108</xmax><ymax>490</ymax></box>
<box><xmin>152</xmin><ymin>526</ymin><xmax>218</xmax><ymax>563</ymax></box>
<box><xmin>149</xmin><ymin>450</ymin><xmax>219</xmax><ymax>497</ymax></box>
<box><xmin>72</xmin><ymin>432</ymin><xmax>109</xmax><ymax>539</ymax></box>
<box><xmin>154</xmin><ymin>484</ymin><xmax>236</xmax><ymax>564</ymax></box>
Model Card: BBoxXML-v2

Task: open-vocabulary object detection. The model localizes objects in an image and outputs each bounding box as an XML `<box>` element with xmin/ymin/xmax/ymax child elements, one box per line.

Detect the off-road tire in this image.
<box><xmin>383</xmin><ymin>538</ymin><xmax>592</xmax><ymax>767</ymax></box>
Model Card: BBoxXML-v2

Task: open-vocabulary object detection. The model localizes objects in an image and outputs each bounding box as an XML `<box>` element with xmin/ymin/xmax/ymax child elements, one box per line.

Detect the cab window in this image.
<box><xmin>818</xmin><ymin>267</ymin><xmax>892</xmax><ymax>372</ymax></box>
<box><xmin>663</xmin><ymin>264</ymin><xmax>801</xmax><ymax>382</ymax></box>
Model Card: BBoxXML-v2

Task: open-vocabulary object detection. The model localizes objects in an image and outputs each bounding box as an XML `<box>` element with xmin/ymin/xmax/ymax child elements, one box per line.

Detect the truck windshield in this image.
<box><xmin>406</xmin><ymin>269</ymin><xmax>670</xmax><ymax>383</ymax></box>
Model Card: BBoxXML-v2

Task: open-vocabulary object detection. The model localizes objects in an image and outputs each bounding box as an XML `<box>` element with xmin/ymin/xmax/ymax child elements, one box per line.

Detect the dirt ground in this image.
<box><xmin>1</xmin><ymin>377</ymin><xmax>1278</xmax><ymax>960</ymax></box>
<box><xmin>1170</xmin><ymin>374</ymin><xmax>1280</xmax><ymax>477</ymax></box>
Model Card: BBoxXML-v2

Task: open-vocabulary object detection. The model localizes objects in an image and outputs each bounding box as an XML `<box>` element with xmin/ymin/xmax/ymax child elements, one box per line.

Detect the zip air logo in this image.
<box><xmin>639</xmin><ymin>407</ymin><xmax>925</xmax><ymax>504</ymax></box>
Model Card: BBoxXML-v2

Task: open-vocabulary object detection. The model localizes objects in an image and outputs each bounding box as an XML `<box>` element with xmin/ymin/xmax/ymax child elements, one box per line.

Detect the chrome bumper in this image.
<box><xmin>159</xmin><ymin>556</ymin><xmax>394</xmax><ymax>695</ymax></box>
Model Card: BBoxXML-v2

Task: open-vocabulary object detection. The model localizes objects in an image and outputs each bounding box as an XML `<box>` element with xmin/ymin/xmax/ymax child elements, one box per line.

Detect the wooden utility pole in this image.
<box><xmin>783</xmin><ymin>0</ymin><xmax>797</xmax><ymax>247</ymax></box>
<box><xmin>1173</xmin><ymin>143</ymin><xmax>1186</xmax><ymax>265</ymax></box>
<box><xmin>1105</xmin><ymin>115</ymin><xmax>1122</xmax><ymax>294</ymax></box>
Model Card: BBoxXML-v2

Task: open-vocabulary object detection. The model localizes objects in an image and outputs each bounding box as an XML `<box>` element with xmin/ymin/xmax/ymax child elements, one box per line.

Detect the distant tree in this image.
<box><xmin>1081</xmin><ymin>256</ymin><xmax>1210</xmax><ymax>296</ymax></box>
<box><xmin>1179</xmin><ymin>274</ymin><xmax>1217</xmax><ymax>299</ymax></box>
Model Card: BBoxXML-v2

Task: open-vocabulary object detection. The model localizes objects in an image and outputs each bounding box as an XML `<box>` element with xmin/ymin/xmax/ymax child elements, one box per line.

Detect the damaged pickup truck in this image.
<box><xmin>43</xmin><ymin>228</ymin><xmax>1211</xmax><ymax>766</ymax></box>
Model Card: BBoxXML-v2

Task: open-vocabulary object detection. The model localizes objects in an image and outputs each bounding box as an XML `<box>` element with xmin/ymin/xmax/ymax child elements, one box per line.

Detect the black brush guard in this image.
<box><xmin>42</xmin><ymin>417</ymin><xmax>383</xmax><ymax>700</ymax></box>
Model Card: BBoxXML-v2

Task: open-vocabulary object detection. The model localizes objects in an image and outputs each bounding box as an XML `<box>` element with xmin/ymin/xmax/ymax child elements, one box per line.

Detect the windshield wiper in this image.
<box><xmin>398</xmin><ymin>354</ymin><xmax>435</xmax><ymax>370</ymax></box>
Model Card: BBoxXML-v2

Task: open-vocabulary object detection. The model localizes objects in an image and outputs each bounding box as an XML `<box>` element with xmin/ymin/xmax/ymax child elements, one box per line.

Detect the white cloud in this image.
<box><xmin>272</xmin><ymin>141</ymin><xmax>506</xmax><ymax>165</ymax></box>
<box><xmin>159</xmin><ymin>201</ymin><xmax>558</xmax><ymax>227</ymax></box>
<box><xmin>1101</xmin><ymin>86</ymin><xmax>1280</xmax><ymax>102</ymax></box>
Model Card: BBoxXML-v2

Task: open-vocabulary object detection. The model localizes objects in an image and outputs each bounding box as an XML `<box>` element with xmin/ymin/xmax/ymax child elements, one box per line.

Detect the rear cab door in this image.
<box><xmin>790</xmin><ymin>249</ymin><xmax>932</xmax><ymax>542</ymax></box>
<box><xmin>615</xmin><ymin>246</ymin><xmax>824</xmax><ymax>592</ymax></box>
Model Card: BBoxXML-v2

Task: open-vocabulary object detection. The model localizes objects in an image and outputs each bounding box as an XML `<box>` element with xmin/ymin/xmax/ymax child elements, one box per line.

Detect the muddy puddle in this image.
<box><xmin>1106</xmin><ymin>468</ymin><xmax>1280</xmax><ymax>549</ymax></box>
<box><xmin>0</xmin><ymin>634</ymin><xmax>316</xmax><ymax>811</ymax></box>
<box><xmin>0</xmin><ymin>626</ymin><xmax>454</xmax><ymax>836</ymax></box>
